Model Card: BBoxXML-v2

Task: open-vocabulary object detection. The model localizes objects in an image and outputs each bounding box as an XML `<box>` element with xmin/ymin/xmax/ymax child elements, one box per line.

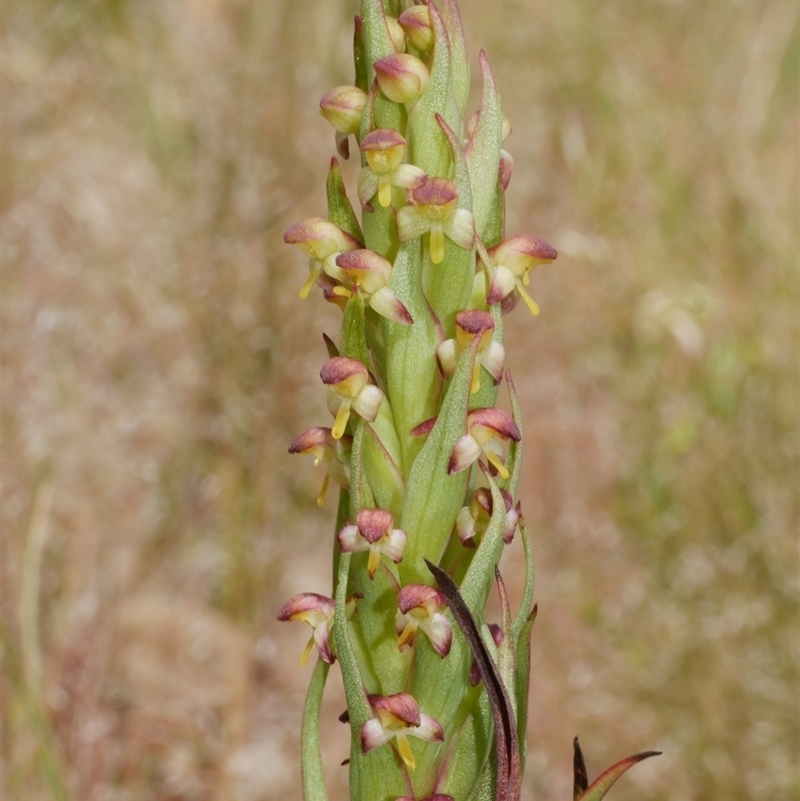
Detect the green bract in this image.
<box><xmin>281</xmin><ymin>2</ymin><xmax>658</xmax><ymax>800</ymax></box>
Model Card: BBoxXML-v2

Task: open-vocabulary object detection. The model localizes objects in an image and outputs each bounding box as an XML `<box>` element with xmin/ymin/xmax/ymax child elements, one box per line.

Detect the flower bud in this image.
<box><xmin>319</xmin><ymin>85</ymin><xmax>367</xmax><ymax>135</ymax></box>
<box><xmin>398</xmin><ymin>6</ymin><xmax>434</xmax><ymax>52</ymax></box>
<box><xmin>374</xmin><ymin>53</ymin><xmax>429</xmax><ymax>104</ymax></box>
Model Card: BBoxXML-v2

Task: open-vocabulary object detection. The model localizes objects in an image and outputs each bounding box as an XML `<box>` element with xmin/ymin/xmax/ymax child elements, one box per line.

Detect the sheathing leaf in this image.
<box><xmin>350</xmin><ymin>420</ymin><xmax>376</xmax><ymax>519</ymax></box>
<box><xmin>466</xmin><ymin>53</ymin><xmax>502</xmax><ymax>240</ymax></box>
<box><xmin>407</xmin><ymin>633</ymin><xmax>471</xmax><ymax>796</ymax></box>
<box><xmin>513</xmin><ymin>607</ymin><xmax>536</xmax><ymax>772</ymax></box>
<box><xmin>383</xmin><ymin>240</ymin><xmax>442</xmax><ymax>474</ymax></box>
<box><xmin>360</xmin><ymin>0</ymin><xmax>405</xmax><ymax>133</ymax></box>
<box><xmin>353</xmin><ymin>16</ymin><xmax>369</xmax><ymax>93</ymax></box>
<box><xmin>363</xmin><ymin>200</ymin><xmax>400</xmax><ymax>267</ymax></box>
<box><xmin>511</xmin><ymin>516</ymin><xmax>535</xmax><ymax>642</ymax></box>
<box><xmin>300</xmin><ymin>659</ymin><xmax>330</xmax><ymax>801</ymax></box>
<box><xmin>407</xmin><ymin>2</ymin><xmax>457</xmax><ymax>178</ymax></box>
<box><xmin>504</xmin><ymin>371</ymin><xmax>524</xmax><ymax>498</ymax></box>
<box><xmin>495</xmin><ymin>569</ymin><xmax>517</xmax><ymax>720</ymax></box>
<box><xmin>399</xmin><ymin>334</ymin><xmax>481</xmax><ymax>585</ymax></box>
<box><xmin>350</xmin><ymin>562</ymin><xmax>409</xmax><ymax>697</ymax></box>
<box><xmin>460</xmin><ymin>471</ymin><xmax>509</xmax><ymax>614</ymax></box>
<box><xmin>436</xmin><ymin>687</ymin><xmax>493</xmax><ymax>799</ymax></box>
<box><xmin>483</xmin><ymin>177</ymin><xmax>506</xmax><ymax>249</ymax></box>
<box><xmin>514</xmin><ymin>515</ymin><xmax>536</xmax><ymax>640</ymax></box>
<box><xmin>327</xmin><ymin>158</ymin><xmax>364</xmax><ymax>243</ymax></box>
<box><xmin>331</xmin><ymin>488</ymin><xmax>349</xmax><ymax>595</ymax></box>
<box><xmin>441</xmin><ymin>0</ymin><xmax>470</xmax><ymax>118</ymax></box>
<box><xmin>467</xmin><ymin>756</ymin><xmax>497</xmax><ymax>801</ymax></box>
<box><xmin>360</xmin><ymin>0</ymin><xmax>396</xmax><ymax>86</ymax></box>
<box><xmin>363</xmin><ymin>422</ymin><xmax>405</xmax><ymax>519</ymax></box>
<box><xmin>342</xmin><ymin>291</ymin><xmax>372</xmax><ymax>370</ymax></box>
<box><xmin>425</xmin><ymin>113</ymin><xmax>476</xmax><ymax>337</ymax></box>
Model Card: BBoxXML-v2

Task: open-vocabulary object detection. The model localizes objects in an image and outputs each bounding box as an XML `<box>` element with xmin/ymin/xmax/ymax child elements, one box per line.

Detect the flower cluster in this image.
<box><xmin>274</xmin><ymin>2</ymin><xmax>647</xmax><ymax>799</ymax></box>
<box><xmin>277</xmin><ymin>3</ymin><xmax>663</xmax><ymax>799</ymax></box>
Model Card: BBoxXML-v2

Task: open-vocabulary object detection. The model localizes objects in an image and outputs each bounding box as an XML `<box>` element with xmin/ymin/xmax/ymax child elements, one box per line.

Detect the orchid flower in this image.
<box><xmin>357</xmin><ymin>129</ymin><xmax>425</xmax><ymax>209</ymax></box>
<box><xmin>288</xmin><ymin>427</ymin><xmax>352</xmax><ymax>506</ymax></box>
<box><xmin>449</xmin><ymin>407</ymin><xmax>521</xmax><ymax>481</ymax></box>
<box><xmin>320</xmin><ymin>357</ymin><xmax>383</xmax><ymax>440</ymax></box>
<box><xmin>361</xmin><ymin>692</ymin><xmax>444</xmax><ymax>770</ymax></box>
<box><xmin>395</xmin><ymin>584</ymin><xmax>452</xmax><ymax>657</ymax></box>
<box><xmin>277</xmin><ymin>593</ymin><xmax>335</xmax><ymax>665</ymax></box>
<box><xmin>436</xmin><ymin>309</ymin><xmax>504</xmax><ymax>394</ymax></box>
<box><xmin>283</xmin><ymin>218</ymin><xmax>361</xmax><ymax>300</ymax></box>
<box><xmin>338</xmin><ymin>508</ymin><xmax>406</xmax><ymax>578</ymax></box>
<box><xmin>397</xmin><ymin>176</ymin><xmax>474</xmax><ymax>265</ymax></box>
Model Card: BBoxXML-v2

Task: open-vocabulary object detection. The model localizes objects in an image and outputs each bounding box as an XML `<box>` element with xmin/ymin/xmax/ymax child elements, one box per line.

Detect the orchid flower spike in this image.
<box><xmin>279</xmin><ymin>3</ymin><xmax>659</xmax><ymax>800</ymax></box>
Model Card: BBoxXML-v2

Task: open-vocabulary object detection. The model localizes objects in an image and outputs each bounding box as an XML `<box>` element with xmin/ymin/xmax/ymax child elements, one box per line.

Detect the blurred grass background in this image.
<box><xmin>2</xmin><ymin>0</ymin><xmax>798</xmax><ymax>799</ymax></box>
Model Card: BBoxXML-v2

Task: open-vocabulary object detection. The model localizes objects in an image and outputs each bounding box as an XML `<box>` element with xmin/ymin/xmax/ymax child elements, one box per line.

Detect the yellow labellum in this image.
<box><xmin>300</xmin><ymin>266</ymin><xmax>321</xmax><ymax>299</ymax></box>
<box><xmin>397</xmin><ymin>622</ymin><xmax>415</xmax><ymax>650</ymax></box>
<box><xmin>378</xmin><ymin>178</ymin><xmax>392</xmax><ymax>207</ymax></box>
<box><xmin>367</xmin><ymin>547</ymin><xmax>382</xmax><ymax>578</ymax></box>
<box><xmin>300</xmin><ymin>636</ymin><xmax>315</xmax><ymax>665</ymax></box>
<box><xmin>517</xmin><ymin>282</ymin><xmax>540</xmax><ymax>316</ymax></box>
<box><xmin>470</xmin><ymin>362</ymin><xmax>482</xmax><ymax>394</ymax></box>
<box><xmin>395</xmin><ymin>732</ymin><xmax>415</xmax><ymax>770</ymax></box>
<box><xmin>485</xmin><ymin>449</ymin><xmax>510</xmax><ymax>480</ymax></box>
<box><xmin>430</xmin><ymin>225</ymin><xmax>444</xmax><ymax>264</ymax></box>
<box><xmin>331</xmin><ymin>402</ymin><xmax>351</xmax><ymax>440</ymax></box>
<box><xmin>316</xmin><ymin>473</ymin><xmax>330</xmax><ymax>507</ymax></box>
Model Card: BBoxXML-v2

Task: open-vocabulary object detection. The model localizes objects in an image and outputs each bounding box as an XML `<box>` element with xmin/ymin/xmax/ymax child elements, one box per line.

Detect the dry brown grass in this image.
<box><xmin>2</xmin><ymin>1</ymin><xmax>798</xmax><ymax>800</ymax></box>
